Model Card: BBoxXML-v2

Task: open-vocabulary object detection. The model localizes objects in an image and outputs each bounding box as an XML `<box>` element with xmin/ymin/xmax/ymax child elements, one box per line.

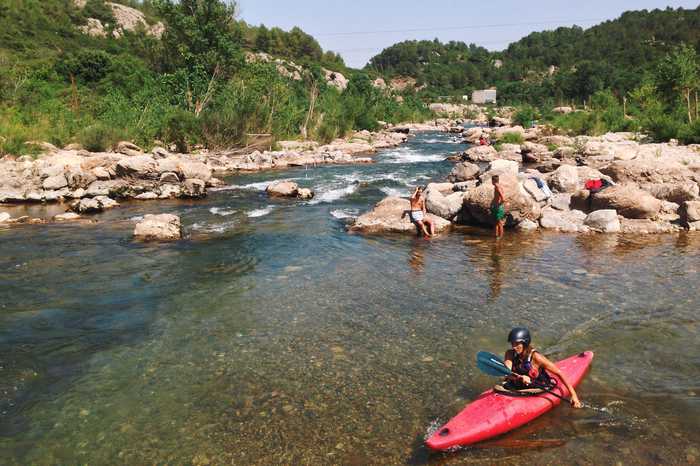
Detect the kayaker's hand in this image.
<box><xmin>570</xmin><ymin>397</ymin><xmax>582</xmax><ymax>409</ymax></box>
<box><xmin>519</xmin><ymin>375</ymin><xmax>531</xmax><ymax>385</ymax></box>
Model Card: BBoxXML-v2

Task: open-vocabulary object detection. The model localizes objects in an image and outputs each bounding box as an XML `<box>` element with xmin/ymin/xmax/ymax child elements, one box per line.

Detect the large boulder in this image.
<box><xmin>547</xmin><ymin>165</ymin><xmax>579</xmax><ymax>193</ymax></box>
<box><xmin>463</xmin><ymin>145</ymin><xmax>497</xmax><ymax>162</ymax></box>
<box><xmin>85</xmin><ymin>180</ymin><xmax>129</xmax><ymax>198</ymax></box>
<box><xmin>350</xmin><ymin>197</ymin><xmax>451</xmax><ymax>234</ymax></box>
<box><xmin>461</xmin><ymin>174</ymin><xmax>541</xmax><ymax>226</ymax></box>
<box><xmin>179</xmin><ymin>160</ymin><xmax>212</xmax><ymax>182</ymax></box>
<box><xmin>539</xmin><ymin>207</ymin><xmax>589</xmax><ymax>233</ymax></box>
<box><xmin>601</xmin><ymin>159</ymin><xmax>695</xmax><ymax>184</ymax></box>
<box><xmin>425</xmin><ymin>188</ymin><xmax>465</xmax><ymax>221</ymax></box>
<box><xmin>483</xmin><ymin>159</ymin><xmax>519</xmax><ymax>179</ymax></box>
<box><xmin>42</xmin><ymin>174</ymin><xmax>68</xmax><ymax>190</ymax></box>
<box><xmin>133</xmin><ymin>214</ymin><xmax>181</xmax><ymax>241</ymax></box>
<box><xmin>115</xmin><ymin>155</ymin><xmax>157</xmax><ymax>178</ymax></box>
<box><xmin>643</xmin><ymin>182</ymin><xmax>699</xmax><ymax>204</ymax></box>
<box><xmin>679</xmin><ymin>201</ymin><xmax>700</xmax><ymax>226</ymax></box>
<box><xmin>182</xmin><ymin>179</ymin><xmax>207</xmax><ymax>198</ymax></box>
<box><xmin>448</xmin><ymin>162</ymin><xmax>480</xmax><ymax>182</ymax></box>
<box><xmin>584</xmin><ymin>210</ymin><xmax>621</xmax><ymax>233</ymax></box>
<box><xmin>267</xmin><ymin>181</ymin><xmax>300</xmax><ymax>197</ymax></box>
<box><xmin>591</xmin><ymin>184</ymin><xmax>662</xmax><ymax>219</ymax></box>
<box><xmin>66</xmin><ymin>166</ymin><xmax>97</xmax><ymax>189</ymax></box>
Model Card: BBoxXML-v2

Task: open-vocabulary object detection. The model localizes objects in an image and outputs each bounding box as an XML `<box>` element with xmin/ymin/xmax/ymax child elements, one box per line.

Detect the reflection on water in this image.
<box><xmin>0</xmin><ymin>132</ymin><xmax>699</xmax><ymax>465</ymax></box>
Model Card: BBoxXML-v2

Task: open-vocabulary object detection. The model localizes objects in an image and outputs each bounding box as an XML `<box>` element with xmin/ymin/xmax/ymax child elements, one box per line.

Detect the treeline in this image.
<box><xmin>0</xmin><ymin>0</ymin><xmax>429</xmax><ymax>156</ymax></box>
<box><xmin>367</xmin><ymin>7</ymin><xmax>700</xmax><ymax>142</ymax></box>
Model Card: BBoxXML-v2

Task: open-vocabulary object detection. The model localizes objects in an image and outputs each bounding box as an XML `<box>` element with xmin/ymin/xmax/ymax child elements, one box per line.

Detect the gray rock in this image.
<box><xmin>0</xmin><ymin>188</ymin><xmax>26</xmax><ymax>203</ymax></box>
<box><xmin>584</xmin><ymin>210</ymin><xmax>621</xmax><ymax>233</ymax></box>
<box><xmin>0</xmin><ymin>212</ymin><xmax>11</xmax><ymax>223</ymax></box>
<box><xmin>548</xmin><ymin>165</ymin><xmax>579</xmax><ymax>193</ymax></box>
<box><xmin>86</xmin><ymin>180</ymin><xmax>128</xmax><ymax>197</ymax></box>
<box><xmin>462</xmin><ymin>174</ymin><xmax>541</xmax><ymax>226</ymax></box>
<box><xmin>135</xmin><ymin>192</ymin><xmax>158</xmax><ymax>200</ymax></box>
<box><xmin>425</xmin><ymin>187</ymin><xmax>465</xmax><ymax>220</ymax></box>
<box><xmin>679</xmin><ymin>201</ymin><xmax>700</xmax><ymax>226</ymax></box>
<box><xmin>53</xmin><ymin>212</ymin><xmax>81</xmax><ymax>222</ymax></box>
<box><xmin>158</xmin><ymin>184</ymin><xmax>181</xmax><ymax>199</ymax></box>
<box><xmin>448</xmin><ymin>162</ymin><xmax>480</xmax><ymax>182</ymax></box>
<box><xmin>179</xmin><ymin>160</ymin><xmax>212</xmax><ymax>182</ymax></box>
<box><xmin>463</xmin><ymin>145</ymin><xmax>497</xmax><ymax>162</ymax></box>
<box><xmin>133</xmin><ymin>214</ymin><xmax>181</xmax><ymax>241</ymax></box>
<box><xmin>160</xmin><ymin>172</ymin><xmax>180</xmax><ymax>183</ymax></box>
<box><xmin>42</xmin><ymin>174</ymin><xmax>68</xmax><ymax>190</ymax></box>
<box><xmin>550</xmin><ymin>193</ymin><xmax>572</xmax><ymax>211</ymax></box>
<box><xmin>297</xmin><ymin>188</ymin><xmax>314</xmax><ymax>200</ymax></box>
<box><xmin>516</xmin><ymin>219</ymin><xmax>539</xmax><ymax>231</ymax></box>
<box><xmin>350</xmin><ymin>197</ymin><xmax>451</xmax><ymax>234</ymax></box>
<box><xmin>267</xmin><ymin>181</ymin><xmax>299</xmax><ymax>197</ymax></box>
<box><xmin>182</xmin><ymin>179</ymin><xmax>207</xmax><ymax>198</ymax></box>
<box><xmin>591</xmin><ymin>184</ymin><xmax>662</xmax><ymax>219</ymax></box>
<box><xmin>92</xmin><ymin>167</ymin><xmax>111</xmax><ymax>180</ymax></box>
<box><xmin>523</xmin><ymin>178</ymin><xmax>547</xmax><ymax>202</ymax></box>
<box><xmin>645</xmin><ymin>182</ymin><xmax>699</xmax><ymax>204</ymax></box>
<box><xmin>116</xmin><ymin>155</ymin><xmax>157</xmax><ymax>178</ymax></box>
<box><xmin>539</xmin><ymin>207</ymin><xmax>589</xmax><ymax>233</ymax></box>
<box><xmin>66</xmin><ymin>167</ymin><xmax>97</xmax><ymax>189</ymax></box>
<box><xmin>453</xmin><ymin>180</ymin><xmax>479</xmax><ymax>192</ymax></box>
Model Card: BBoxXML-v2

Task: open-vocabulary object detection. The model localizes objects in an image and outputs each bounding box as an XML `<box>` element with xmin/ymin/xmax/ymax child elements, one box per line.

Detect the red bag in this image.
<box><xmin>585</xmin><ymin>179</ymin><xmax>603</xmax><ymax>190</ymax></box>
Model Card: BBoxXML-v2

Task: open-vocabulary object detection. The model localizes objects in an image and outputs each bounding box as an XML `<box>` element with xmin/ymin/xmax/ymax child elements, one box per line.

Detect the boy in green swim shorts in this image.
<box><xmin>491</xmin><ymin>175</ymin><xmax>506</xmax><ymax>238</ymax></box>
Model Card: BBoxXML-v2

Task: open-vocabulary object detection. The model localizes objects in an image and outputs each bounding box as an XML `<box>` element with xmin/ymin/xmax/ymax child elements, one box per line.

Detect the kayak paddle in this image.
<box><xmin>476</xmin><ymin>351</ymin><xmax>575</xmax><ymax>405</ymax></box>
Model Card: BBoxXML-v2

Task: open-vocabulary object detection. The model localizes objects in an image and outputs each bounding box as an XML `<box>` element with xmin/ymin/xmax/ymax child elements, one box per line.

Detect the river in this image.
<box><xmin>1</xmin><ymin>132</ymin><xmax>698</xmax><ymax>465</ymax></box>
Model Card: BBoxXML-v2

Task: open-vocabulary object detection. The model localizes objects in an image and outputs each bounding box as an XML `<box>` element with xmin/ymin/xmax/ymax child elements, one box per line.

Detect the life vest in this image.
<box><xmin>512</xmin><ymin>350</ymin><xmax>552</xmax><ymax>387</ymax></box>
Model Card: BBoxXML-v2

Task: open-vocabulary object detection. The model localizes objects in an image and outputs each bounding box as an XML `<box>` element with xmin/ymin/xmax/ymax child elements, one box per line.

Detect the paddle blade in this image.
<box><xmin>476</xmin><ymin>351</ymin><xmax>512</xmax><ymax>377</ymax></box>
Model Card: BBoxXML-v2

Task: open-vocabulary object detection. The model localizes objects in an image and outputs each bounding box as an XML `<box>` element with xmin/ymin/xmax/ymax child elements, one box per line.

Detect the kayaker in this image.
<box><xmin>504</xmin><ymin>327</ymin><xmax>583</xmax><ymax>408</ymax></box>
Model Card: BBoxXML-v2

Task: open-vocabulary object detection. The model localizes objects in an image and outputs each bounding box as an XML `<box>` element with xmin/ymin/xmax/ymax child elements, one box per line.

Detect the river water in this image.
<box><xmin>1</xmin><ymin>132</ymin><xmax>698</xmax><ymax>465</ymax></box>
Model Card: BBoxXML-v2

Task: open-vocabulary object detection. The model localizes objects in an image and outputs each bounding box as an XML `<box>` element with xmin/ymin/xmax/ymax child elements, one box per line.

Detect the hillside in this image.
<box><xmin>368</xmin><ymin>7</ymin><xmax>700</xmax><ymax>103</ymax></box>
<box><xmin>0</xmin><ymin>0</ymin><xmax>429</xmax><ymax>156</ymax></box>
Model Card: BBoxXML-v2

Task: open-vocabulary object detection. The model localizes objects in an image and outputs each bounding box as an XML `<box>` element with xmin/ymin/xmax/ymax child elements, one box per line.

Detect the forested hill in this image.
<box><xmin>1</xmin><ymin>0</ymin><xmax>429</xmax><ymax>156</ymax></box>
<box><xmin>367</xmin><ymin>7</ymin><xmax>700</xmax><ymax>103</ymax></box>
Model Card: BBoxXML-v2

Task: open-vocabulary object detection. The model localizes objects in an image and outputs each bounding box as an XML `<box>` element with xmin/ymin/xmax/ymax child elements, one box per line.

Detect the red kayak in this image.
<box><xmin>426</xmin><ymin>351</ymin><xmax>594</xmax><ymax>450</ymax></box>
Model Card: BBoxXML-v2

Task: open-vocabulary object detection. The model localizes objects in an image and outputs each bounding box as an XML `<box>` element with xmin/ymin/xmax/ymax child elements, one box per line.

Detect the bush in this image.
<box><xmin>79</xmin><ymin>123</ymin><xmax>120</xmax><ymax>152</ymax></box>
<box><xmin>513</xmin><ymin>105</ymin><xmax>537</xmax><ymax>128</ymax></box>
<box><xmin>678</xmin><ymin>120</ymin><xmax>700</xmax><ymax>144</ymax></box>
<box><xmin>163</xmin><ymin>110</ymin><xmax>200</xmax><ymax>153</ymax></box>
<box><xmin>499</xmin><ymin>132</ymin><xmax>524</xmax><ymax>144</ymax></box>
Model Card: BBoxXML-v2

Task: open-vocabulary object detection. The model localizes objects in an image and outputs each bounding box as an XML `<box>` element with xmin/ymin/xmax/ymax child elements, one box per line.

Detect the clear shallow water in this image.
<box><xmin>1</xmin><ymin>133</ymin><xmax>699</xmax><ymax>465</ymax></box>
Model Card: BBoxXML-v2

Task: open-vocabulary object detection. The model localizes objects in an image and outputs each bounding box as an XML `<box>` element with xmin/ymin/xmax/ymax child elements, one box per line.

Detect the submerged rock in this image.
<box><xmin>133</xmin><ymin>214</ymin><xmax>181</xmax><ymax>241</ymax></box>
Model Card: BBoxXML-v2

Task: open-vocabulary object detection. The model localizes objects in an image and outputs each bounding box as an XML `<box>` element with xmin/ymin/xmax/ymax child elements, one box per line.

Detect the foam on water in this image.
<box><xmin>308</xmin><ymin>184</ymin><xmax>358</xmax><ymax>205</ymax></box>
<box><xmin>247</xmin><ymin>206</ymin><xmax>274</xmax><ymax>218</ymax></box>
<box><xmin>330</xmin><ymin>208</ymin><xmax>359</xmax><ymax>220</ymax></box>
<box><xmin>380</xmin><ymin>186</ymin><xmax>408</xmax><ymax>197</ymax></box>
<box><xmin>209</xmin><ymin>207</ymin><xmax>237</xmax><ymax>216</ymax></box>
<box><xmin>211</xmin><ymin>178</ymin><xmax>298</xmax><ymax>192</ymax></box>
<box><xmin>190</xmin><ymin>220</ymin><xmax>237</xmax><ymax>233</ymax></box>
<box><xmin>381</xmin><ymin>146</ymin><xmax>446</xmax><ymax>164</ymax></box>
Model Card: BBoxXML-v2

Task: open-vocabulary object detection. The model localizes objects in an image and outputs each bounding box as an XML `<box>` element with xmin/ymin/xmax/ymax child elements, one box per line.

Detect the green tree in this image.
<box><xmin>656</xmin><ymin>44</ymin><xmax>699</xmax><ymax>123</ymax></box>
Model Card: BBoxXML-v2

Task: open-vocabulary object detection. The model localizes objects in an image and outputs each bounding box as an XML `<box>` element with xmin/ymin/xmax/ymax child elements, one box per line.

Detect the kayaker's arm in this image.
<box><xmin>534</xmin><ymin>353</ymin><xmax>582</xmax><ymax>408</ymax></box>
<box><xmin>503</xmin><ymin>350</ymin><xmax>523</xmax><ymax>383</ymax></box>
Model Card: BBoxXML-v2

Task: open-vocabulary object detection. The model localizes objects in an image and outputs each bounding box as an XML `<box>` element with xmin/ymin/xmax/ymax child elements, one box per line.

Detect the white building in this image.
<box><xmin>472</xmin><ymin>89</ymin><xmax>497</xmax><ymax>105</ymax></box>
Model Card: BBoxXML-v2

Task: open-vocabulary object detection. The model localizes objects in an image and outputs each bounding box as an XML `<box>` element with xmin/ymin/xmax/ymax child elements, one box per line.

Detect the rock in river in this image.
<box><xmin>133</xmin><ymin>214</ymin><xmax>182</xmax><ymax>241</ymax></box>
<box><xmin>351</xmin><ymin>197</ymin><xmax>451</xmax><ymax>234</ymax></box>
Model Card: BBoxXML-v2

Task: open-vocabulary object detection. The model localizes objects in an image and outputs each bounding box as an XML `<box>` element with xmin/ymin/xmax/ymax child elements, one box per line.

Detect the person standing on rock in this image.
<box><xmin>408</xmin><ymin>186</ymin><xmax>434</xmax><ymax>239</ymax></box>
<box><xmin>491</xmin><ymin>175</ymin><xmax>506</xmax><ymax>238</ymax></box>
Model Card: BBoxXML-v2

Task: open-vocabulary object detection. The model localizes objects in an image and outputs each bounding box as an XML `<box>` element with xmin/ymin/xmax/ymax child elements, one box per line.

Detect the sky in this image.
<box><xmin>237</xmin><ymin>0</ymin><xmax>699</xmax><ymax>68</ymax></box>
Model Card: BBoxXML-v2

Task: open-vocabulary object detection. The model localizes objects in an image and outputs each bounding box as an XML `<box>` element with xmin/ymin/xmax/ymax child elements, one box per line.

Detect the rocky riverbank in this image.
<box><xmin>0</xmin><ymin>122</ymin><xmax>461</xmax><ymax>237</ymax></box>
<box><xmin>352</xmin><ymin>124</ymin><xmax>700</xmax><ymax>235</ymax></box>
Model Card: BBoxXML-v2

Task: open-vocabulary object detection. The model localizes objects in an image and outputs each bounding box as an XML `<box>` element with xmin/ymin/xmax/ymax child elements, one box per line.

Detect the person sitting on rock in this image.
<box><xmin>491</xmin><ymin>175</ymin><xmax>506</xmax><ymax>238</ymax></box>
<box><xmin>407</xmin><ymin>186</ymin><xmax>434</xmax><ymax>239</ymax></box>
<box><xmin>479</xmin><ymin>135</ymin><xmax>490</xmax><ymax>146</ymax></box>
